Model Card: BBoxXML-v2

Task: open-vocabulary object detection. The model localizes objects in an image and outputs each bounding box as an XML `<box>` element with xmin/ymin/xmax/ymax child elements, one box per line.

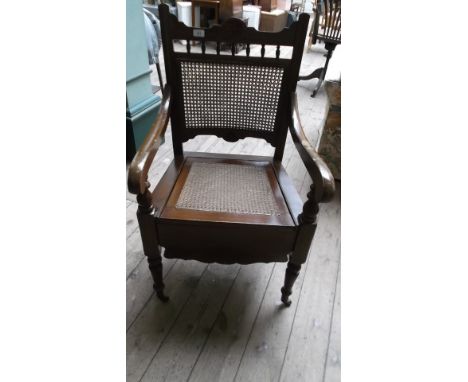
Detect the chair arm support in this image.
<box><xmin>127</xmin><ymin>87</ymin><xmax>171</xmax><ymax>195</ymax></box>
<box><xmin>289</xmin><ymin>92</ymin><xmax>335</xmax><ymax>203</ymax></box>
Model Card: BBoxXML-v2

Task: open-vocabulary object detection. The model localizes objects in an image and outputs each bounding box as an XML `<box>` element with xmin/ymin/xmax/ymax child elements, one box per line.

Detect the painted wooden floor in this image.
<box><xmin>127</xmin><ymin>38</ymin><xmax>341</xmax><ymax>382</ymax></box>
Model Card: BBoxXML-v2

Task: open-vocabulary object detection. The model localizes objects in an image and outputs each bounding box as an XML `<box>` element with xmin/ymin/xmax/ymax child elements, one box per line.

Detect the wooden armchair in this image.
<box><xmin>299</xmin><ymin>0</ymin><xmax>341</xmax><ymax>97</ymax></box>
<box><xmin>127</xmin><ymin>4</ymin><xmax>335</xmax><ymax>306</ymax></box>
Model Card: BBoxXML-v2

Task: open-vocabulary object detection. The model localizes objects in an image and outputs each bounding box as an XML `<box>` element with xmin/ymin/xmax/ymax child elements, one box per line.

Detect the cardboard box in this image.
<box><xmin>259</xmin><ymin>10</ymin><xmax>288</xmax><ymax>32</ymax></box>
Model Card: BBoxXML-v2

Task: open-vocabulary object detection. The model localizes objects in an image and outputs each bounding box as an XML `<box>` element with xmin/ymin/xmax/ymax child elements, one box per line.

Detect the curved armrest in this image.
<box><xmin>289</xmin><ymin>92</ymin><xmax>335</xmax><ymax>203</ymax></box>
<box><xmin>128</xmin><ymin>87</ymin><xmax>171</xmax><ymax>195</ymax></box>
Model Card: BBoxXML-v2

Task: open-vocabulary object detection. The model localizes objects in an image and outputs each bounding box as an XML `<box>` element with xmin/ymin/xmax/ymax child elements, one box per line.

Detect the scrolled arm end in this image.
<box><xmin>127</xmin><ymin>160</ymin><xmax>146</xmax><ymax>196</ymax></box>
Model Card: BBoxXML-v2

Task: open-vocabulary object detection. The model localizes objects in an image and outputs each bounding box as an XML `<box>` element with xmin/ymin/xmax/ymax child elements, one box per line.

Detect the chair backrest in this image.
<box><xmin>314</xmin><ymin>0</ymin><xmax>341</xmax><ymax>44</ymax></box>
<box><xmin>158</xmin><ymin>4</ymin><xmax>309</xmax><ymax>160</ymax></box>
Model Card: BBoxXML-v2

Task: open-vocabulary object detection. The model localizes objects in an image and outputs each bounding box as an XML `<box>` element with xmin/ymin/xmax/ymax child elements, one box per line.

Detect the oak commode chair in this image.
<box><xmin>128</xmin><ymin>4</ymin><xmax>335</xmax><ymax>306</ymax></box>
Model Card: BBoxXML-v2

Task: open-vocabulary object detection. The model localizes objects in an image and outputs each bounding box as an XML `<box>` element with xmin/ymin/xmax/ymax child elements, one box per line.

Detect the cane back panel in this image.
<box><xmin>158</xmin><ymin>4</ymin><xmax>310</xmax><ymax>155</ymax></box>
<box><xmin>180</xmin><ymin>60</ymin><xmax>284</xmax><ymax>134</ymax></box>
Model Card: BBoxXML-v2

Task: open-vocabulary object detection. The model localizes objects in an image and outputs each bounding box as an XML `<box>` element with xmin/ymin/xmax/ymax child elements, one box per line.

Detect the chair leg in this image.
<box><xmin>310</xmin><ymin>69</ymin><xmax>326</xmax><ymax>98</ymax></box>
<box><xmin>281</xmin><ymin>184</ymin><xmax>320</xmax><ymax>306</ymax></box>
<box><xmin>281</xmin><ymin>262</ymin><xmax>302</xmax><ymax>307</ymax></box>
<box><xmin>136</xmin><ymin>189</ymin><xmax>169</xmax><ymax>302</ymax></box>
<box><xmin>147</xmin><ymin>248</ymin><xmax>169</xmax><ymax>302</ymax></box>
<box><xmin>299</xmin><ymin>43</ymin><xmax>337</xmax><ymax>97</ymax></box>
<box><xmin>313</xmin><ymin>43</ymin><xmax>338</xmax><ymax>97</ymax></box>
<box><xmin>155</xmin><ymin>62</ymin><xmax>164</xmax><ymax>90</ymax></box>
<box><xmin>298</xmin><ymin>67</ymin><xmax>323</xmax><ymax>81</ymax></box>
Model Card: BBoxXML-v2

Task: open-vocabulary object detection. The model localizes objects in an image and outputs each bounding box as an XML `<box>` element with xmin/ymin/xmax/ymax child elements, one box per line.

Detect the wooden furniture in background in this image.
<box><xmin>128</xmin><ymin>4</ymin><xmax>335</xmax><ymax>306</ymax></box>
<box><xmin>318</xmin><ymin>80</ymin><xmax>340</xmax><ymax>179</ymax></box>
<box><xmin>258</xmin><ymin>0</ymin><xmax>277</xmax><ymax>12</ymax></box>
<box><xmin>219</xmin><ymin>0</ymin><xmax>243</xmax><ymax>21</ymax></box>
<box><xmin>299</xmin><ymin>0</ymin><xmax>341</xmax><ymax>97</ymax></box>
<box><xmin>191</xmin><ymin>0</ymin><xmax>220</xmax><ymax>27</ymax></box>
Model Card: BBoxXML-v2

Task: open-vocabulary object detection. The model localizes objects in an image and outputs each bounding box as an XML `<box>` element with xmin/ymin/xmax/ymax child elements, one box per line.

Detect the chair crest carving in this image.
<box><xmin>163</xmin><ymin>8</ymin><xmax>309</xmax><ymax>47</ymax></box>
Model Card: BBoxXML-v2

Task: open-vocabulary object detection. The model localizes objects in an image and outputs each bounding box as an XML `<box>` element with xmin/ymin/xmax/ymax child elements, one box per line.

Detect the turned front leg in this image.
<box><xmin>281</xmin><ymin>185</ymin><xmax>319</xmax><ymax>306</ymax></box>
<box><xmin>146</xmin><ymin>248</ymin><xmax>169</xmax><ymax>302</ymax></box>
<box><xmin>281</xmin><ymin>262</ymin><xmax>302</xmax><ymax>307</ymax></box>
<box><xmin>137</xmin><ymin>187</ymin><xmax>169</xmax><ymax>302</ymax></box>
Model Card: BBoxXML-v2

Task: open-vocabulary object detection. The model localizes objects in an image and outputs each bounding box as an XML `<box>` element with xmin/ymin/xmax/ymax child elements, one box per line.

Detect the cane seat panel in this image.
<box><xmin>159</xmin><ymin>155</ymin><xmax>295</xmax><ymax>226</ymax></box>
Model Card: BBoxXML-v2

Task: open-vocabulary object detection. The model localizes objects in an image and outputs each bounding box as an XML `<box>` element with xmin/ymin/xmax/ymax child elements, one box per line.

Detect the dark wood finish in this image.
<box><xmin>154</xmin><ymin>153</ymin><xmax>298</xmax><ymax>264</ymax></box>
<box><xmin>272</xmin><ymin>160</ymin><xmax>303</xmax><ymax>225</ymax></box>
<box><xmin>191</xmin><ymin>0</ymin><xmax>220</xmax><ymax>28</ymax></box>
<box><xmin>281</xmin><ymin>262</ymin><xmax>301</xmax><ymax>306</ymax></box>
<box><xmin>127</xmin><ymin>4</ymin><xmax>335</xmax><ymax>305</ymax></box>
<box><xmin>136</xmin><ymin>189</ymin><xmax>169</xmax><ymax>301</ymax></box>
<box><xmin>151</xmin><ymin>155</ymin><xmax>185</xmax><ymax>218</ymax></box>
<box><xmin>277</xmin><ymin>91</ymin><xmax>336</xmax><ymax>299</ymax></box>
<box><xmin>158</xmin><ymin>5</ymin><xmax>309</xmax><ymax>159</ymax></box>
<box><xmin>161</xmin><ymin>157</ymin><xmax>294</xmax><ymax>226</ymax></box>
<box><xmin>300</xmin><ymin>0</ymin><xmax>341</xmax><ymax>97</ymax></box>
<box><xmin>127</xmin><ymin>87</ymin><xmax>172</xmax><ymax>195</ymax></box>
<box><xmin>289</xmin><ymin>93</ymin><xmax>335</xmax><ymax>203</ymax></box>
<box><xmin>313</xmin><ymin>0</ymin><xmax>341</xmax><ymax>45</ymax></box>
<box><xmin>219</xmin><ymin>0</ymin><xmax>243</xmax><ymax>22</ymax></box>
<box><xmin>258</xmin><ymin>0</ymin><xmax>277</xmax><ymax>12</ymax></box>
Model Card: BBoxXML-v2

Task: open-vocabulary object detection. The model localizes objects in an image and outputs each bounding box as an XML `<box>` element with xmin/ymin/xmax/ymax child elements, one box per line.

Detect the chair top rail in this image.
<box><xmin>161</xmin><ymin>5</ymin><xmax>309</xmax><ymax>47</ymax></box>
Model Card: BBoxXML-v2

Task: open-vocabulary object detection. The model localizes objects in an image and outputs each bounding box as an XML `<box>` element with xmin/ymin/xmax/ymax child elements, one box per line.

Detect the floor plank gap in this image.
<box><xmin>321</xmin><ymin>258</ymin><xmax>341</xmax><ymax>382</ymax></box>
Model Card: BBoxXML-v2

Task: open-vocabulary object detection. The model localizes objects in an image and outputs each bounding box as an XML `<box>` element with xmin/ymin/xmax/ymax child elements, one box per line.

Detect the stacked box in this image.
<box><xmin>259</xmin><ymin>9</ymin><xmax>288</xmax><ymax>32</ymax></box>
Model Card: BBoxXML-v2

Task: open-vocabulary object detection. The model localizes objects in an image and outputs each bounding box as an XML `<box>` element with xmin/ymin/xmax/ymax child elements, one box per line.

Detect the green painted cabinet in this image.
<box><xmin>126</xmin><ymin>0</ymin><xmax>161</xmax><ymax>161</ymax></box>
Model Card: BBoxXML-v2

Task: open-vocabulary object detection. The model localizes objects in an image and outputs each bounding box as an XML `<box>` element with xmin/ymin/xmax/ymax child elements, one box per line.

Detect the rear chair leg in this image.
<box><xmin>311</xmin><ymin>70</ymin><xmax>326</xmax><ymax>98</ymax></box>
<box><xmin>281</xmin><ymin>262</ymin><xmax>302</xmax><ymax>307</ymax></box>
<box><xmin>298</xmin><ymin>67</ymin><xmax>323</xmax><ymax>81</ymax></box>
<box><xmin>311</xmin><ymin>43</ymin><xmax>336</xmax><ymax>97</ymax></box>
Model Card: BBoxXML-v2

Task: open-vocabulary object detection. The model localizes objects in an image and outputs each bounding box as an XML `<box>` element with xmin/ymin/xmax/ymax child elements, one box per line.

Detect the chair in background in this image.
<box><xmin>128</xmin><ymin>4</ymin><xmax>335</xmax><ymax>306</ymax></box>
<box><xmin>299</xmin><ymin>0</ymin><xmax>340</xmax><ymax>97</ymax></box>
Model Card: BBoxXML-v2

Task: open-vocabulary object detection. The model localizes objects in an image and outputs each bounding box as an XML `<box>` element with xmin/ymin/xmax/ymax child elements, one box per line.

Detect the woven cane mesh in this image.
<box><xmin>176</xmin><ymin>162</ymin><xmax>281</xmax><ymax>216</ymax></box>
<box><xmin>179</xmin><ymin>60</ymin><xmax>284</xmax><ymax>132</ymax></box>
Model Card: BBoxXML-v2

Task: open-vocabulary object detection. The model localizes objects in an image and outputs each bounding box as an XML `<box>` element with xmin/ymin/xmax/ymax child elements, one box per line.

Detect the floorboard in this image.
<box><xmin>126</xmin><ymin>260</ymin><xmax>207</xmax><ymax>382</ymax></box>
<box><xmin>187</xmin><ymin>263</ymin><xmax>275</xmax><ymax>382</ymax></box>
<box><xmin>126</xmin><ymin>229</ymin><xmax>145</xmax><ymax>279</ymax></box>
<box><xmin>233</xmin><ymin>259</ymin><xmax>309</xmax><ymax>382</ymax></box>
<box><xmin>126</xmin><ymin>254</ymin><xmax>177</xmax><ymax>330</ymax></box>
<box><xmin>140</xmin><ymin>263</ymin><xmax>241</xmax><ymax>382</ymax></box>
<box><xmin>126</xmin><ymin>202</ymin><xmax>139</xmax><ymax>238</ymax></box>
<box><xmin>323</xmin><ymin>266</ymin><xmax>341</xmax><ymax>382</ymax></box>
